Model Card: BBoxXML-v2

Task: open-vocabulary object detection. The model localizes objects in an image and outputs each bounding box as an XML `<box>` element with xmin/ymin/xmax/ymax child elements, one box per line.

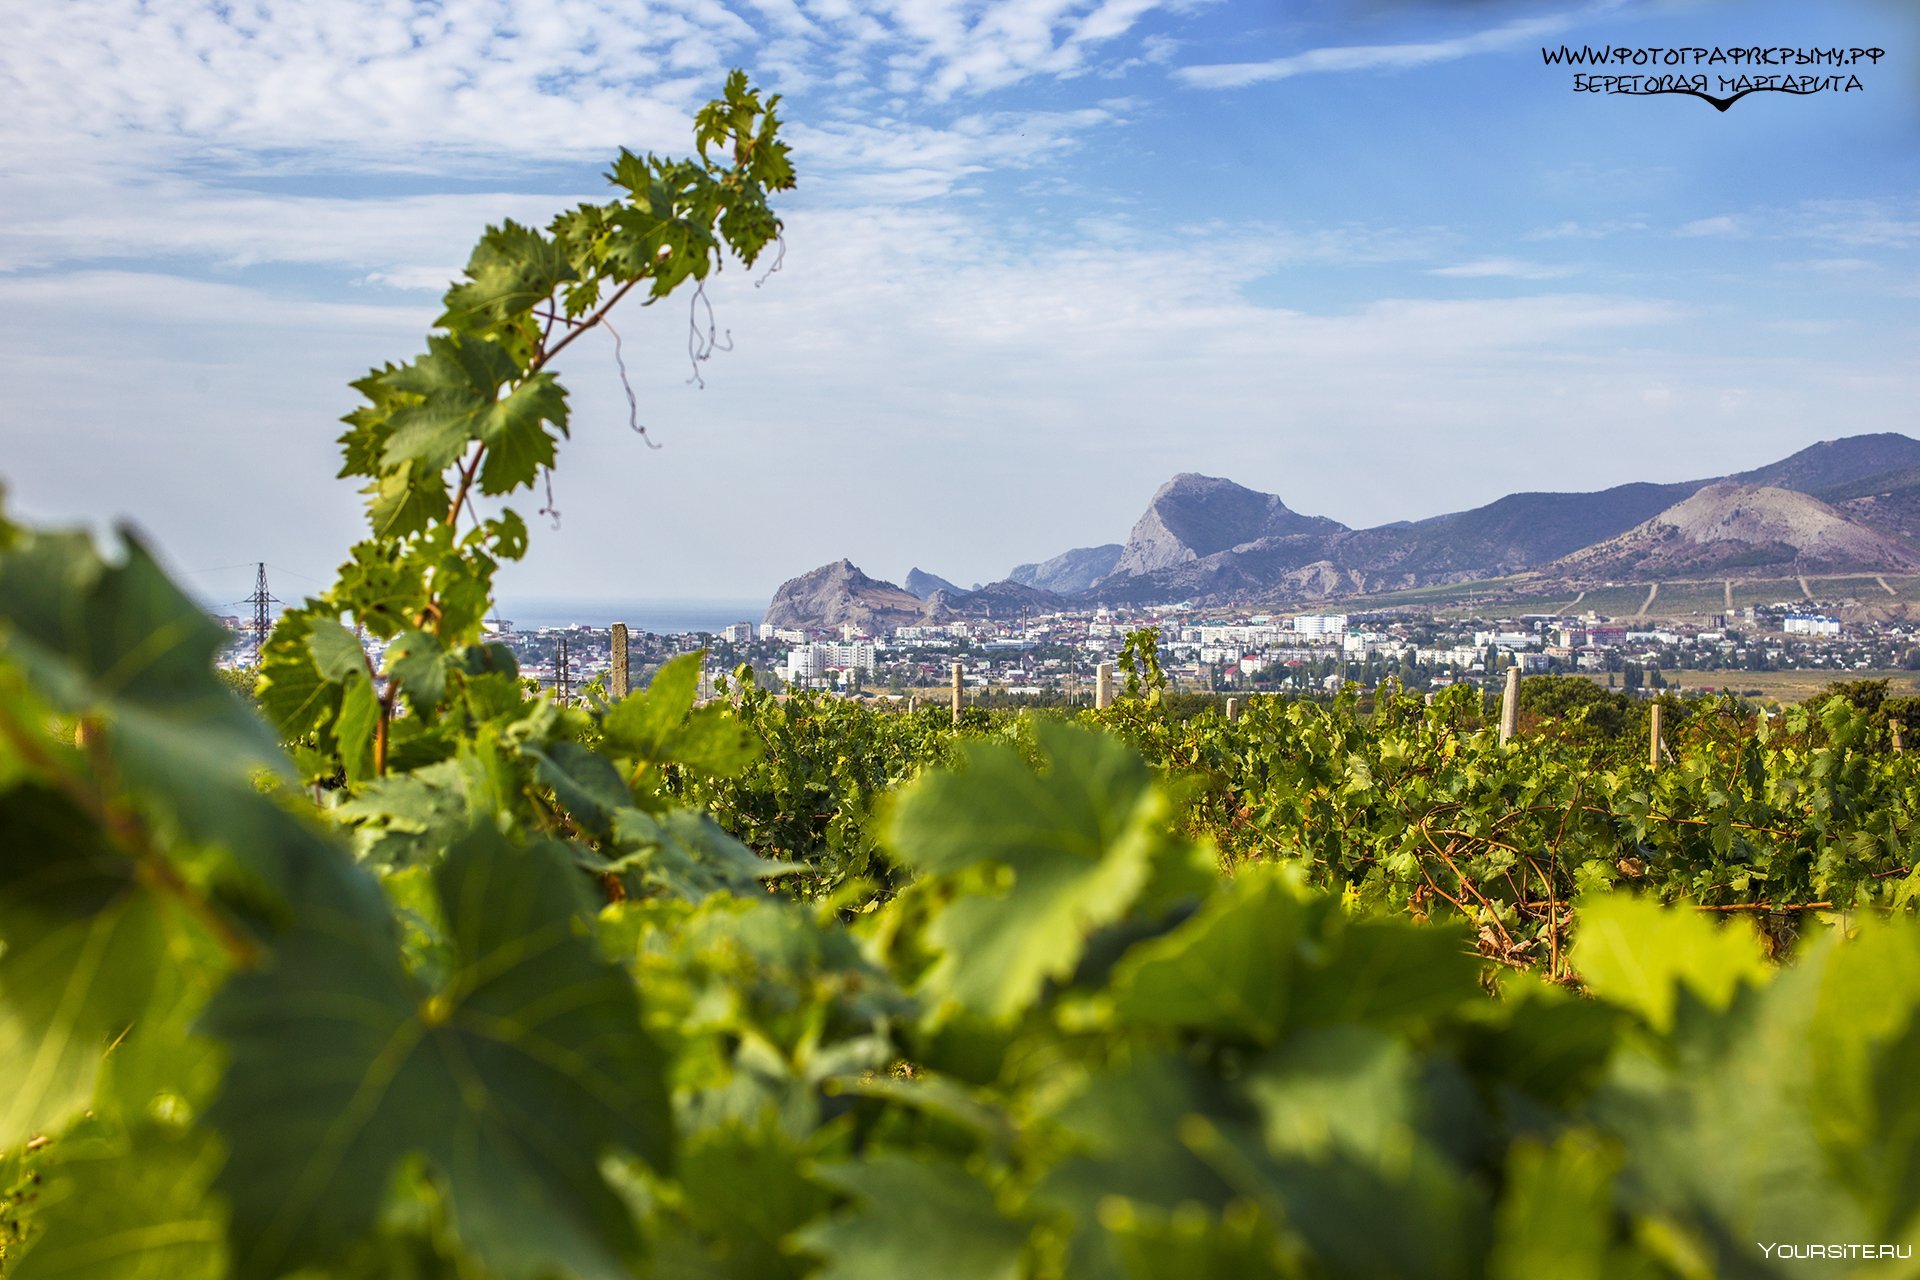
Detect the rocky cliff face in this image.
<box><xmin>1108</xmin><ymin>474</ymin><xmax>1347</xmax><ymax>578</ymax></box>
<box><xmin>903</xmin><ymin>567</ymin><xmax>962</xmax><ymax>601</ymax></box>
<box><xmin>947</xmin><ymin>579</ymin><xmax>1064</xmax><ymax>616</ymax></box>
<box><xmin>1551</xmin><ymin>483</ymin><xmax>1920</xmax><ymax>578</ymax></box>
<box><xmin>761</xmin><ymin>560</ymin><xmax>929</xmax><ymax>631</ymax></box>
<box><xmin>1008</xmin><ymin>544</ymin><xmax>1123</xmax><ymax>594</ymax></box>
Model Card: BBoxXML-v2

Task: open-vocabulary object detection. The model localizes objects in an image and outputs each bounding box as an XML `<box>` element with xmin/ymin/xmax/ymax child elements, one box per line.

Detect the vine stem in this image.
<box><xmin>442</xmin><ymin>276</ymin><xmax>645</xmax><ymax>530</ymax></box>
<box><xmin>414</xmin><ymin>275</ymin><xmax>652</xmax><ymax>765</ymax></box>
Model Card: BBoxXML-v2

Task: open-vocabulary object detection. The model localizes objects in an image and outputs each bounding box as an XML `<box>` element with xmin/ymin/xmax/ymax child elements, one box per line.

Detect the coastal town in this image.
<box><xmin>214</xmin><ymin>595</ymin><xmax>1920</xmax><ymax>707</ymax></box>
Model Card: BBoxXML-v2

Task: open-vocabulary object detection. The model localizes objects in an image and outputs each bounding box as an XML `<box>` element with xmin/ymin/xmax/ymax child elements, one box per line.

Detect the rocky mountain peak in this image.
<box><xmin>761</xmin><ymin>560</ymin><xmax>928</xmax><ymax>631</ymax></box>
<box><xmin>1109</xmin><ymin>474</ymin><xmax>1348</xmax><ymax>578</ymax></box>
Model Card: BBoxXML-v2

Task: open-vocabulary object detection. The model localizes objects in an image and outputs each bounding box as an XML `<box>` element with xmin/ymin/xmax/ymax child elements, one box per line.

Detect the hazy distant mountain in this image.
<box><xmin>1074</xmin><ymin>435</ymin><xmax>1920</xmax><ymax>604</ymax></box>
<box><xmin>1345</xmin><ymin>481</ymin><xmax>1708</xmax><ymax>578</ymax></box>
<box><xmin>1733</xmin><ymin>432</ymin><xmax>1920</xmax><ymax>495</ymax></box>
<box><xmin>762</xmin><ymin>560</ymin><xmax>927</xmax><ymax>631</ymax></box>
<box><xmin>764</xmin><ymin>434</ymin><xmax>1920</xmax><ymax>620</ymax></box>
<box><xmin>945</xmin><ymin>579</ymin><xmax>1065</xmax><ymax>616</ymax></box>
<box><xmin>1009</xmin><ymin>544</ymin><xmax>1123</xmax><ymax>594</ymax></box>
<box><xmin>1551</xmin><ymin>483</ymin><xmax>1920</xmax><ymax>579</ymax></box>
<box><xmin>903</xmin><ymin>567</ymin><xmax>962</xmax><ymax>601</ymax></box>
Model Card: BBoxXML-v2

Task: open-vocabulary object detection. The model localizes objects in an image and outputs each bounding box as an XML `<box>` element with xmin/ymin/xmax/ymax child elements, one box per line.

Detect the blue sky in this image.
<box><xmin>3</xmin><ymin>0</ymin><xmax>1915</xmax><ymax>607</ymax></box>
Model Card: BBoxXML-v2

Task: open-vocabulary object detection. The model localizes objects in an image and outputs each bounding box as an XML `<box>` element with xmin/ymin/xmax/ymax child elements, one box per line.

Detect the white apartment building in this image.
<box><xmin>785</xmin><ymin>642</ymin><xmax>877</xmax><ymax>682</ymax></box>
<box><xmin>1291</xmin><ymin>614</ymin><xmax>1348</xmax><ymax>636</ymax></box>
<box><xmin>1783</xmin><ymin>615</ymin><xmax>1842</xmax><ymax>637</ymax></box>
<box><xmin>1474</xmin><ymin>630</ymin><xmax>1540</xmax><ymax>650</ymax></box>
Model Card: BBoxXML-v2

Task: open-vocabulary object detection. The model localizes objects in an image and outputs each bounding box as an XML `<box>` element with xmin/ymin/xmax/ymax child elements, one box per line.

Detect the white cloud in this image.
<box><xmin>1676</xmin><ymin>215</ymin><xmax>1741</xmax><ymax>238</ymax></box>
<box><xmin>0</xmin><ymin>176</ymin><xmax>597</xmax><ymax>277</ymax></box>
<box><xmin>1673</xmin><ymin>201</ymin><xmax>1920</xmax><ymax>250</ymax></box>
<box><xmin>1428</xmin><ymin>257</ymin><xmax>1575</xmax><ymax>280</ymax></box>
<box><xmin>0</xmin><ymin>0</ymin><xmax>1184</xmax><ymax>175</ymax></box>
<box><xmin>1175</xmin><ymin>11</ymin><xmax>1574</xmax><ymax>90</ymax></box>
<box><xmin>1526</xmin><ymin>219</ymin><xmax>1649</xmax><ymax>241</ymax></box>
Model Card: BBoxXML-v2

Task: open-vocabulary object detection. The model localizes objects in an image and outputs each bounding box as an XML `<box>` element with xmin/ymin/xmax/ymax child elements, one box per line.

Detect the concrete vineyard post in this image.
<box><xmin>1096</xmin><ymin>662</ymin><xmax>1114</xmax><ymax>710</ymax></box>
<box><xmin>1498</xmin><ymin>667</ymin><xmax>1520</xmax><ymax>744</ymax></box>
<box><xmin>1226</xmin><ymin>697</ymin><xmax>1239</xmax><ymax>722</ymax></box>
<box><xmin>951</xmin><ymin>662</ymin><xmax>963</xmax><ymax>727</ymax></box>
<box><xmin>610</xmin><ymin>623</ymin><xmax>630</xmax><ymax>700</ymax></box>
<box><xmin>1895</xmin><ymin>721</ymin><xmax>1906</xmax><ymax>754</ymax></box>
<box><xmin>1650</xmin><ymin>703</ymin><xmax>1664</xmax><ymax>771</ymax></box>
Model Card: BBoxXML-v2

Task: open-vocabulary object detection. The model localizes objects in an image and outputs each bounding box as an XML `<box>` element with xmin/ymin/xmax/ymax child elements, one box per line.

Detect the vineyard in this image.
<box><xmin>5</xmin><ymin>76</ymin><xmax>1920</xmax><ymax>1279</ymax></box>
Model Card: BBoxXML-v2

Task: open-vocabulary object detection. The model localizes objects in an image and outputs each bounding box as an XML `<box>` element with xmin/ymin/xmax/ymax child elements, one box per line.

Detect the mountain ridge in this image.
<box><xmin>763</xmin><ymin>434</ymin><xmax>1920</xmax><ymax>626</ymax></box>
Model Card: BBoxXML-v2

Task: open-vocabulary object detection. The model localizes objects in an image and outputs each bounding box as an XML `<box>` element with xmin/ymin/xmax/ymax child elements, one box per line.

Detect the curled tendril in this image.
<box><xmin>755</xmin><ymin>233</ymin><xmax>787</xmax><ymax>288</ymax></box>
<box><xmin>602</xmin><ymin>319</ymin><xmax>661</xmax><ymax>451</ymax></box>
<box><xmin>685</xmin><ymin>281</ymin><xmax>733</xmax><ymax>389</ymax></box>
<box><xmin>538</xmin><ymin>467</ymin><xmax>561</xmax><ymax>530</ymax></box>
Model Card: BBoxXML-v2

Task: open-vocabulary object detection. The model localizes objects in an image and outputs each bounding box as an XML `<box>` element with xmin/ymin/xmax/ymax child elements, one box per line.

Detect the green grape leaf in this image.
<box><xmin>9</xmin><ymin>1120</ymin><xmax>226</xmax><ymax>1280</ymax></box>
<box><xmin>336</xmin><ymin>362</ymin><xmax>409</xmax><ymax>481</ymax></box>
<box><xmin>1287</xmin><ymin>914</ymin><xmax>1481</xmax><ymax>1032</ymax></box>
<box><xmin>1593</xmin><ymin>964</ymin><xmax>1871</xmax><ymax>1272</ymax></box>
<box><xmin>647</xmin><ymin>1119</ymin><xmax>832</xmax><ymax>1280</ymax></box>
<box><xmin>1034</xmin><ymin>1053</ymin><xmax>1244</xmax><ymax>1280</ymax></box>
<box><xmin>527</xmin><ymin>740</ymin><xmax>631</xmax><ymax>838</ymax></box>
<box><xmin>1183</xmin><ymin>1110</ymin><xmax>1489</xmax><ymax>1280</ymax></box>
<box><xmin>668</xmin><ymin>706</ymin><xmax>762</xmax><ymax>776</ymax></box>
<box><xmin>374</xmin><ymin>336</ymin><xmax>569</xmax><ymax>500</ymax></box>
<box><xmin>1573</xmin><ymin>895</ymin><xmax>1770</xmax><ymax>1032</ymax></box>
<box><xmin>602</xmin><ymin>651</ymin><xmax>702</xmax><ymax>757</ymax></box>
<box><xmin>474</xmin><ymin>373</ymin><xmax>568</xmax><ymax>496</ymax></box>
<box><xmin>1803</xmin><ymin>920</ymin><xmax>1920</xmax><ymax>1233</ymax></box>
<box><xmin>0</xmin><ymin>527</ymin><xmax>363</xmax><ymax>907</ymax></box>
<box><xmin>204</xmin><ymin>826</ymin><xmax>672</xmax><ymax>1280</ymax></box>
<box><xmin>307</xmin><ymin>618</ymin><xmax>369</xmax><ymax>682</ymax></box>
<box><xmin>437</xmin><ymin>220</ymin><xmax>577</xmax><ymax>334</ymax></box>
<box><xmin>600</xmin><ymin>651</ymin><xmax>759</xmax><ymax>783</ymax></box>
<box><xmin>336</xmin><ymin>673</ymin><xmax>380</xmax><ymax>786</ymax></box>
<box><xmin>256</xmin><ymin>612</ymin><xmax>336</xmax><ymax>741</ymax></box>
<box><xmin>385</xmin><ymin>628</ymin><xmax>447</xmax><ymax>714</ymax></box>
<box><xmin>366</xmin><ymin>461</ymin><xmax>449</xmax><ymax>540</ymax></box>
<box><xmin>0</xmin><ymin>786</ymin><xmax>173</xmax><ymax>1150</ymax></box>
<box><xmin>1097</xmin><ymin>1202</ymin><xmax>1288</xmax><ymax>1280</ymax></box>
<box><xmin>593</xmin><ymin>807</ymin><xmax>799</xmax><ymax>901</ymax></box>
<box><xmin>794</xmin><ymin>1155</ymin><xmax>1027</xmax><ymax>1280</ymax></box>
<box><xmin>1106</xmin><ymin>865</ymin><xmax>1298</xmax><ymax>1042</ymax></box>
<box><xmin>334</xmin><ymin>760</ymin><xmax>472</xmax><ymax>870</ymax></box>
<box><xmin>379</xmin><ymin>336</ymin><xmax>518</xmax><ymax>473</ymax></box>
<box><xmin>886</xmin><ymin>722</ymin><xmax>1181</xmax><ymax>1021</ymax></box>
<box><xmin>1487</xmin><ymin>1133</ymin><xmax>1636</xmax><ymax>1280</ymax></box>
<box><xmin>0</xmin><ymin>530</ymin><xmax>282</xmax><ymax>776</ymax></box>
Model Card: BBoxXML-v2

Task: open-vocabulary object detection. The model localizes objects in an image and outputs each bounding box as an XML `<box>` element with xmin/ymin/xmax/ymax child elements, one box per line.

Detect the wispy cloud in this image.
<box><xmin>1676</xmin><ymin>215</ymin><xmax>1742</xmax><ymax>238</ymax></box>
<box><xmin>1174</xmin><ymin>11</ymin><xmax>1575</xmax><ymax>90</ymax></box>
<box><xmin>1429</xmin><ymin>257</ymin><xmax>1576</xmax><ymax>280</ymax></box>
<box><xmin>1673</xmin><ymin>201</ymin><xmax>1920</xmax><ymax>249</ymax></box>
<box><xmin>1526</xmin><ymin>219</ymin><xmax>1649</xmax><ymax>241</ymax></box>
<box><xmin>0</xmin><ymin>0</ymin><xmax>1180</xmax><ymax>172</ymax></box>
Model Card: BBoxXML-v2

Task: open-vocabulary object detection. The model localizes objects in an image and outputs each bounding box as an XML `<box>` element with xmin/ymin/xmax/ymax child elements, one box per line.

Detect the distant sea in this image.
<box><xmin>493</xmin><ymin>597</ymin><xmax>767</xmax><ymax>634</ymax></box>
